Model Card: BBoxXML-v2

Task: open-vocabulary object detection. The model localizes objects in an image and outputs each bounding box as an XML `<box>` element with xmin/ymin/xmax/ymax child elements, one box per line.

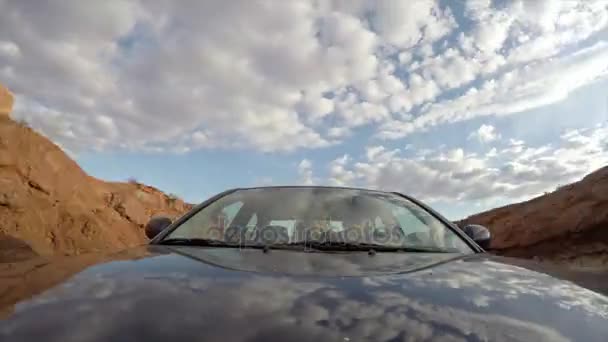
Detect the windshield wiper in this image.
<box><xmin>158</xmin><ymin>238</ymin><xmax>456</xmax><ymax>253</ymax></box>
<box><xmin>281</xmin><ymin>241</ymin><xmax>454</xmax><ymax>253</ymax></box>
<box><xmin>158</xmin><ymin>238</ymin><xmax>264</xmax><ymax>249</ymax></box>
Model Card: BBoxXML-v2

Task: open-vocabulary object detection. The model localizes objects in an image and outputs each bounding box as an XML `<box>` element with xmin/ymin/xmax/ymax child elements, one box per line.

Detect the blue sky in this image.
<box><xmin>1</xmin><ymin>0</ymin><xmax>607</xmax><ymax>219</ymax></box>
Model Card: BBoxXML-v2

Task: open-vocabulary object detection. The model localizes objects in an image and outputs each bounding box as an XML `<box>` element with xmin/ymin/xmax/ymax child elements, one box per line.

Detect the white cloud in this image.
<box><xmin>325</xmin><ymin>123</ymin><xmax>608</xmax><ymax>204</ymax></box>
<box><xmin>298</xmin><ymin>159</ymin><xmax>315</xmax><ymax>185</ymax></box>
<box><xmin>326</xmin><ymin>126</ymin><xmax>351</xmax><ymax>139</ymax></box>
<box><xmin>0</xmin><ymin>40</ymin><xmax>20</xmax><ymax>58</ymax></box>
<box><xmin>328</xmin><ymin>154</ymin><xmax>356</xmax><ymax>186</ymax></box>
<box><xmin>465</xmin><ymin>0</ymin><xmax>514</xmax><ymax>53</ymax></box>
<box><xmin>297</xmin><ymin>92</ymin><xmax>335</xmax><ymax>122</ymax></box>
<box><xmin>378</xmin><ymin>41</ymin><xmax>608</xmax><ymax>139</ymax></box>
<box><xmin>370</xmin><ymin>0</ymin><xmax>456</xmax><ymax>49</ymax></box>
<box><xmin>469</xmin><ymin>124</ymin><xmax>501</xmax><ymax>143</ymax></box>
<box><xmin>0</xmin><ymin>0</ymin><xmax>606</xmax><ymax>154</ymax></box>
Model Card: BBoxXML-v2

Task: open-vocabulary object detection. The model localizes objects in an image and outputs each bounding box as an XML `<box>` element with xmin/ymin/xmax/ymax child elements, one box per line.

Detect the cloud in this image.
<box><xmin>298</xmin><ymin>159</ymin><xmax>315</xmax><ymax>185</ymax></box>
<box><xmin>468</xmin><ymin>124</ymin><xmax>501</xmax><ymax>143</ymax></box>
<box><xmin>0</xmin><ymin>40</ymin><xmax>20</xmax><ymax>58</ymax></box>
<box><xmin>325</xmin><ymin>123</ymin><xmax>608</xmax><ymax>203</ymax></box>
<box><xmin>0</xmin><ymin>1</ymin><xmax>605</xmax><ymax>153</ymax></box>
<box><xmin>370</xmin><ymin>0</ymin><xmax>456</xmax><ymax>49</ymax></box>
<box><xmin>328</xmin><ymin>154</ymin><xmax>356</xmax><ymax>186</ymax></box>
<box><xmin>378</xmin><ymin>40</ymin><xmax>608</xmax><ymax>139</ymax></box>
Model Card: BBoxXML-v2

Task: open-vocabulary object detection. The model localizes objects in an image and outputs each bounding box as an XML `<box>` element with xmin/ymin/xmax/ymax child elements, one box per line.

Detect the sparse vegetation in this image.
<box><xmin>166</xmin><ymin>193</ymin><xmax>179</xmax><ymax>204</ymax></box>
<box><xmin>127</xmin><ymin>177</ymin><xmax>138</xmax><ymax>184</ymax></box>
<box><xmin>16</xmin><ymin>118</ymin><xmax>31</xmax><ymax>129</ymax></box>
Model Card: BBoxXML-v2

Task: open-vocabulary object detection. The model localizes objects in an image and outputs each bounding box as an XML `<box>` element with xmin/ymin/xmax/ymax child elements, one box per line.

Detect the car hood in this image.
<box><xmin>1</xmin><ymin>245</ymin><xmax>608</xmax><ymax>342</ymax></box>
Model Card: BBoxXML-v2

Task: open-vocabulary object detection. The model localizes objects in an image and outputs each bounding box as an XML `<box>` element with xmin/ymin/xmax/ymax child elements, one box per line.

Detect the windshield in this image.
<box><xmin>162</xmin><ymin>187</ymin><xmax>473</xmax><ymax>253</ymax></box>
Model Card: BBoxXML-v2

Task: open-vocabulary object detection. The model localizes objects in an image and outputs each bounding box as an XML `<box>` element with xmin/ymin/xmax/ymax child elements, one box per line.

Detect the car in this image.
<box><xmin>1</xmin><ymin>186</ymin><xmax>607</xmax><ymax>341</ymax></box>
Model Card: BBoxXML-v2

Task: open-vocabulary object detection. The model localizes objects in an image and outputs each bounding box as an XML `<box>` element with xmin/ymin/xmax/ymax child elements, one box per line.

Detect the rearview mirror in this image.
<box><xmin>462</xmin><ymin>224</ymin><xmax>491</xmax><ymax>250</ymax></box>
<box><xmin>145</xmin><ymin>216</ymin><xmax>172</xmax><ymax>239</ymax></box>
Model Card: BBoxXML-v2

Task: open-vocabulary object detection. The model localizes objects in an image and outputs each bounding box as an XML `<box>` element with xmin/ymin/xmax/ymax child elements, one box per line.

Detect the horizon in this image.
<box><xmin>2</xmin><ymin>1</ymin><xmax>607</xmax><ymax>220</ymax></box>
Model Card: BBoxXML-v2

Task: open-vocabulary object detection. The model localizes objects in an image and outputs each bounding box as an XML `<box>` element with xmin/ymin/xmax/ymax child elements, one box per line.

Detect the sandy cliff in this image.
<box><xmin>0</xmin><ymin>89</ymin><xmax>192</xmax><ymax>258</ymax></box>
<box><xmin>458</xmin><ymin>166</ymin><xmax>608</xmax><ymax>268</ymax></box>
<box><xmin>0</xmin><ymin>84</ymin><xmax>13</xmax><ymax>117</ymax></box>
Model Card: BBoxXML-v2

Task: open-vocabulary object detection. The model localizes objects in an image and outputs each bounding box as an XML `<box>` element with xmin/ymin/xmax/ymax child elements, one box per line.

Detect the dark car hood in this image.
<box><xmin>1</xmin><ymin>246</ymin><xmax>608</xmax><ymax>342</ymax></box>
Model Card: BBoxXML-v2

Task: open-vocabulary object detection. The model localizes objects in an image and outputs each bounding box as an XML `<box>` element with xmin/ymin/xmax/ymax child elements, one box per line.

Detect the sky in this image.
<box><xmin>1</xmin><ymin>0</ymin><xmax>607</xmax><ymax>219</ymax></box>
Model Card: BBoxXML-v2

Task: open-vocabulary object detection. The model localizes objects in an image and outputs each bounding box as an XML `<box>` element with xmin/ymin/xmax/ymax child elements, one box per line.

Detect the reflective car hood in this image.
<box><xmin>1</xmin><ymin>245</ymin><xmax>607</xmax><ymax>342</ymax></box>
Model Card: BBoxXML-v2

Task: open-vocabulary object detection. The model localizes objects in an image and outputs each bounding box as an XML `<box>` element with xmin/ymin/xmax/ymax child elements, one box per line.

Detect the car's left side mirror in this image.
<box><xmin>145</xmin><ymin>216</ymin><xmax>173</xmax><ymax>239</ymax></box>
<box><xmin>462</xmin><ymin>224</ymin><xmax>491</xmax><ymax>250</ymax></box>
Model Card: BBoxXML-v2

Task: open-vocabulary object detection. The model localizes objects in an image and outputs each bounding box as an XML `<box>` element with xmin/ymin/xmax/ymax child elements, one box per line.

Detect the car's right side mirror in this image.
<box><xmin>462</xmin><ymin>224</ymin><xmax>491</xmax><ymax>250</ymax></box>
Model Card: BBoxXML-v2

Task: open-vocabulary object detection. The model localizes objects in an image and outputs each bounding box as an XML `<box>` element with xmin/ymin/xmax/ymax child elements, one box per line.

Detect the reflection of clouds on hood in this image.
<box><xmin>406</xmin><ymin>259</ymin><xmax>608</xmax><ymax>319</ymax></box>
<box><xmin>3</xmin><ymin>266</ymin><xmax>601</xmax><ymax>342</ymax></box>
<box><xmin>470</xmin><ymin>294</ymin><xmax>491</xmax><ymax>308</ymax></box>
<box><xmin>373</xmin><ymin>292</ymin><xmax>569</xmax><ymax>342</ymax></box>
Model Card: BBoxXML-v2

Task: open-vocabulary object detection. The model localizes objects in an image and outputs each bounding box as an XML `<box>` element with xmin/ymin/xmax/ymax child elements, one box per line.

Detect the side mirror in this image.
<box><xmin>462</xmin><ymin>224</ymin><xmax>491</xmax><ymax>250</ymax></box>
<box><xmin>145</xmin><ymin>216</ymin><xmax>172</xmax><ymax>239</ymax></box>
